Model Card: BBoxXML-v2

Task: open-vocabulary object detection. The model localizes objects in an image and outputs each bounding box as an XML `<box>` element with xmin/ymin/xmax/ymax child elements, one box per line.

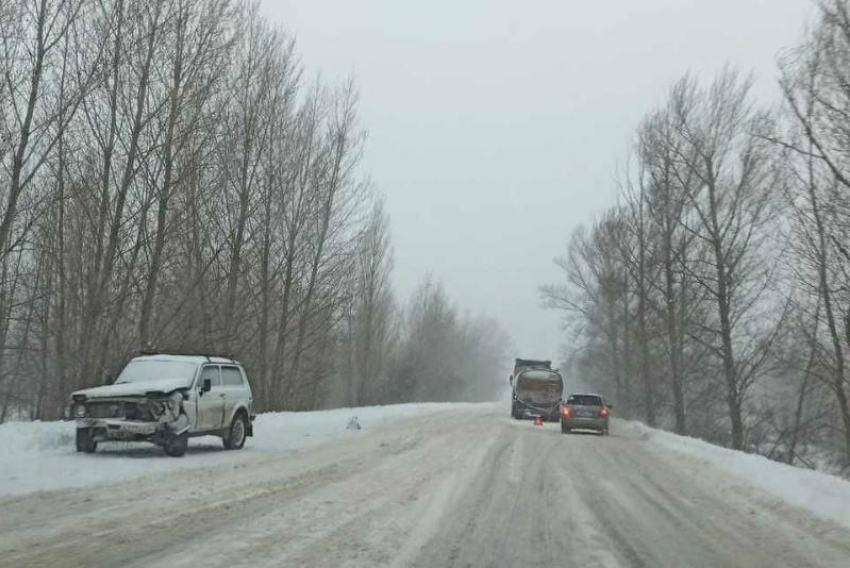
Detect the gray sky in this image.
<box><xmin>262</xmin><ymin>0</ymin><xmax>812</xmax><ymax>360</ymax></box>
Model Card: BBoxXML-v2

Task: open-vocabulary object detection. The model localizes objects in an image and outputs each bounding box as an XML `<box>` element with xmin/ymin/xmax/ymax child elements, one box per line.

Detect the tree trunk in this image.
<box><xmin>663</xmin><ymin>228</ymin><xmax>686</xmax><ymax>434</ymax></box>
<box><xmin>139</xmin><ymin>13</ymin><xmax>186</xmax><ymax>346</ymax></box>
<box><xmin>807</xmin><ymin>176</ymin><xmax>850</xmax><ymax>462</ymax></box>
<box><xmin>715</xmin><ymin>239</ymin><xmax>742</xmax><ymax>449</ymax></box>
<box><xmin>0</xmin><ymin>0</ymin><xmax>48</xmax><ymax>258</ymax></box>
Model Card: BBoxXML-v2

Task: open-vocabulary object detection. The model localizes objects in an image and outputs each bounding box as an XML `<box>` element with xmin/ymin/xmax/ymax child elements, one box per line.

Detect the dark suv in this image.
<box><xmin>560</xmin><ymin>393</ymin><xmax>610</xmax><ymax>435</ymax></box>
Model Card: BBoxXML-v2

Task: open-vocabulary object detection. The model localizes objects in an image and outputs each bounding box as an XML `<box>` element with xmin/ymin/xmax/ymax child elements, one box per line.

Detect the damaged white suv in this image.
<box><xmin>69</xmin><ymin>354</ymin><xmax>255</xmax><ymax>457</ymax></box>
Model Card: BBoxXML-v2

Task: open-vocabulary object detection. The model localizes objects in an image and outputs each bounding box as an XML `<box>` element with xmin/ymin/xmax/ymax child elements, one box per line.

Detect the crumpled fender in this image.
<box><xmin>168</xmin><ymin>413</ymin><xmax>190</xmax><ymax>435</ymax></box>
<box><xmin>150</xmin><ymin>391</ymin><xmax>190</xmax><ymax>435</ymax></box>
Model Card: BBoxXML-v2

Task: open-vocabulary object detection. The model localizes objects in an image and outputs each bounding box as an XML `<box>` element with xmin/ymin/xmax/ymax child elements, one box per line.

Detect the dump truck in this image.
<box><xmin>510</xmin><ymin>358</ymin><xmax>563</xmax><ymax>421</ymax></box>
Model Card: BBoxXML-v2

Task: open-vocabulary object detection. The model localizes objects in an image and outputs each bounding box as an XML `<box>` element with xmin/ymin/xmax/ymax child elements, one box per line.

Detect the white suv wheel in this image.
<box><xmin>224</xmin><ymin>413</ymin><xmax>247</xmax><ymax>450</ymax></box>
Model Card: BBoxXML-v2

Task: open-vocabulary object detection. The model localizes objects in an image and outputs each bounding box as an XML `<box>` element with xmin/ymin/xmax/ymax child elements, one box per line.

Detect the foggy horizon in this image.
<box><xmin>264</xmin><ymin>0</ymin><xmax>812</xmax><ymax>361</ymax></box>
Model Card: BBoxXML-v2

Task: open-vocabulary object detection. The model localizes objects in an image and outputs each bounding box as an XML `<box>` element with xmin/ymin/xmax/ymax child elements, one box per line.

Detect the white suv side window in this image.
<box><xmin>200</xmin><ymin>365</ymin><xmax>222</xmax><ymax>387</ymax></box>
<box><xmin>221</xmin><ymin>366</ymin><xmax>243</xmax><ymax>386</ymax></box>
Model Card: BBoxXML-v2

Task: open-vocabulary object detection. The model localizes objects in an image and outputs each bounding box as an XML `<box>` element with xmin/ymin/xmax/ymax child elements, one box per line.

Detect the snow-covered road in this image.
<box><xmin>2</xmin><ymin>405</ymin><xmax>850</xmax><ymax>567</ymax></box>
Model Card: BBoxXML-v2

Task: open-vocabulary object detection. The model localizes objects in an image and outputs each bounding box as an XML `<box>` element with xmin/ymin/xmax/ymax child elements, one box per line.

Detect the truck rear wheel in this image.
<box><xmin>75</xmin><ymin>429</ymin><xmax>97</xmax><ymax>453</ymax></box>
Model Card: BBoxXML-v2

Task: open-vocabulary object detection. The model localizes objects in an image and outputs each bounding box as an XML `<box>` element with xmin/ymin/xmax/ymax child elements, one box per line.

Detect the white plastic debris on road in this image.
<box><xmin>637</xmin><ymin>422</ymin><xmax>850</xmax><ymax>531</ymax></box>
<box><xmin>0</xmin><ymin>402</ymin><xmax>486</xmax><ymax>497</ymax></box>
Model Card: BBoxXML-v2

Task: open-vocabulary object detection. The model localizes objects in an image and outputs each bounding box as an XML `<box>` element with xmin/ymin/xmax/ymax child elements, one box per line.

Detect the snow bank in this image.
<box><xmin>638</xmin><ymin>422</ymin><xmax>850</xmax><ymax>530</ymax></box>
<box><xmin>0</xmin><ymin>402</ymin><xmax>488</xmax><ymax>497</ymax></box>
<box><xmin>0</xmin><ymin>420</ymin><xmax>76</xmax><ymax>456</ymax></box>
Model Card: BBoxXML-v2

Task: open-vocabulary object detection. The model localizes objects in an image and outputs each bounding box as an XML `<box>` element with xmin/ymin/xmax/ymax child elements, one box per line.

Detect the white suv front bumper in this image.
<box><xmin>77</xmin><ymin>418</ymin><xmax>161</xmax><ymax>438</ymax></box>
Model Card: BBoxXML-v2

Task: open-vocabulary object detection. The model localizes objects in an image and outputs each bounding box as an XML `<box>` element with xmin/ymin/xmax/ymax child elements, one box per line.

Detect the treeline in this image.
<box><xmin>0</xmin><ymin>0</ymin><xmax>509</xmax><ymax>421</ymax></box>
<box><xmin>337</xmin><ymin>277</ymin><xmax>511</xmax><ymax>408</ymax></box>
<box><xmin>543</xmin><ymin>0</ymin><xmax>850</xmax><ymax>471</ymax></box>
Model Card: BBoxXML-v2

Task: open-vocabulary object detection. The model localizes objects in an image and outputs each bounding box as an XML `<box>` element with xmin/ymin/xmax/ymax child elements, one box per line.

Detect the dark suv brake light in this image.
<box><xmin>561</xmin><ymin>404</ymin><xmax>572</xmax><ymax>418</ymax></box>
<box><xmin>599</xmin><ymin>407</ymin><xmax>609</xmax><ymax>417</ymax></box>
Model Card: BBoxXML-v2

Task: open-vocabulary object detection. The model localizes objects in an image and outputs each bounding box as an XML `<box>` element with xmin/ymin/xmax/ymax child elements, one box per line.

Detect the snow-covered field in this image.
<box><xmin>0</xmin><ymin>402</ymin><xmax>484</xmax><ymax>497</ymax></box>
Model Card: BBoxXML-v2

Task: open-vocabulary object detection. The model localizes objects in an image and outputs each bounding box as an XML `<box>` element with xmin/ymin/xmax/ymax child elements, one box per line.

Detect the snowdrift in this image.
<box><xmin>637</xmin><ymin>422</ymin><xmax>850</xmax><ymax>531</ymax></box>
<box><xmin>0</xmin><ymin>402</ymin><xmax>483</xmax><ymax>497</ymax></box>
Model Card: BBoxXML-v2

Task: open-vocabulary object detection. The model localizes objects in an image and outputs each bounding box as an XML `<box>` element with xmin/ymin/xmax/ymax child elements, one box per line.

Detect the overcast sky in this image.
<box><xmin>261</xmin><ymin>0</ymin><xmax>813</xmax><ymax>361</ymax></box>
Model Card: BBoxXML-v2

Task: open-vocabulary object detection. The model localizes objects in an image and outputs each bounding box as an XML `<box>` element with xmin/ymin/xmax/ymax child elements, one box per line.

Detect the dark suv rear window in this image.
<box><xmin>566</xmin><ymin>395</ymin><xmax>603</xmax><ymax>406</ymax></box>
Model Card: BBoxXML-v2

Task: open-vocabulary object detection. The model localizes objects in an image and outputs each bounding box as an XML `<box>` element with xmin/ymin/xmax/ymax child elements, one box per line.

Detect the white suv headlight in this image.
<box><xmin>74</xmin><ymin>404</ymin><xmax>86</xmax><ymax>418</ymax></box>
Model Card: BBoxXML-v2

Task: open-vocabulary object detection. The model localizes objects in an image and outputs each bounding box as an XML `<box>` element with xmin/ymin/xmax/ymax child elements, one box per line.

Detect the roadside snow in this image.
<box><xmin>0</xmin><ymin>402</ymin><xmax>488</xmax><ymax>497</ymax></box>
<box><xmin>637</xmin><ymin>421</ymin><xmax>850</xmax><ymax>531</ymax></box>
<box><xmin>11</xmin><ymin>403</ymin><xmax>846</xmax><ymax>535</ymax></box>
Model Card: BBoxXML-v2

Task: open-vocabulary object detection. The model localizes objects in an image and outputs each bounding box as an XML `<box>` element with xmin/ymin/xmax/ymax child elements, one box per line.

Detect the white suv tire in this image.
<box><xmin>223</xmin><ymin>412</ymin><xmax>248</xmax><ymax>450</ymax></box>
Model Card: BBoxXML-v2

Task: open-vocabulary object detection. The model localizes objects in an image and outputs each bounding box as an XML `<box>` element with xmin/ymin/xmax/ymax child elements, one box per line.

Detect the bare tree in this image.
<box><xmin>0</xmin><ymin>0</ymin><xmax>97</xmax><ymax>260</ymax></box>
<box><xmin>541</xmin><ymin>212</ymin><xmax>636</xmax><ymax>411</ymax></box>
<box><xmin>637</xmin><ymin>78</ymin><xmax>701</xmax><ymax>435</ymax></box>
<box><xmin>660</xmin><ymin>68</ymin><xmax>782</xmax><ymax>450</ymax></box>
<box><xmin>349</xmin><ymin>197</ymin><xmax>394</xmax><ymax>405</ymax></box>
<box><xmin>137</xmin><ymin>0</ymin><xmax>236</xmax><ymax>347</ymax></box>
<box><xmin>777</xmin><ymin>5</ymin><xmax>850</xmax><ymax>460</ymax></box>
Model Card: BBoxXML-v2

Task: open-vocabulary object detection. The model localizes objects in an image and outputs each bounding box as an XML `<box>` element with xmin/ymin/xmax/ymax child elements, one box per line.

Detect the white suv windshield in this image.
<box><xmin>115</xmin><ymin>360</ymin><xmax>198</xmax><ymax>384</ymax></box>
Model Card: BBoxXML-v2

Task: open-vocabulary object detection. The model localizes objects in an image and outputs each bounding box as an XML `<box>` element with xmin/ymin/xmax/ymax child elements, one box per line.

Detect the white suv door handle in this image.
<box><xmin>219</xmin><ymin>393</ymin><xmax>225</xmax><ymax>398</ymax></box>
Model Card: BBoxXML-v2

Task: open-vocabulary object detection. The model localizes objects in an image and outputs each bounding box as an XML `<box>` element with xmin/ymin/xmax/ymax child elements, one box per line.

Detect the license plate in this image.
<box><xmin>118</xmin><ymin>423</ymin><xmax>152</xmax><ymax>434</ymax></box>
